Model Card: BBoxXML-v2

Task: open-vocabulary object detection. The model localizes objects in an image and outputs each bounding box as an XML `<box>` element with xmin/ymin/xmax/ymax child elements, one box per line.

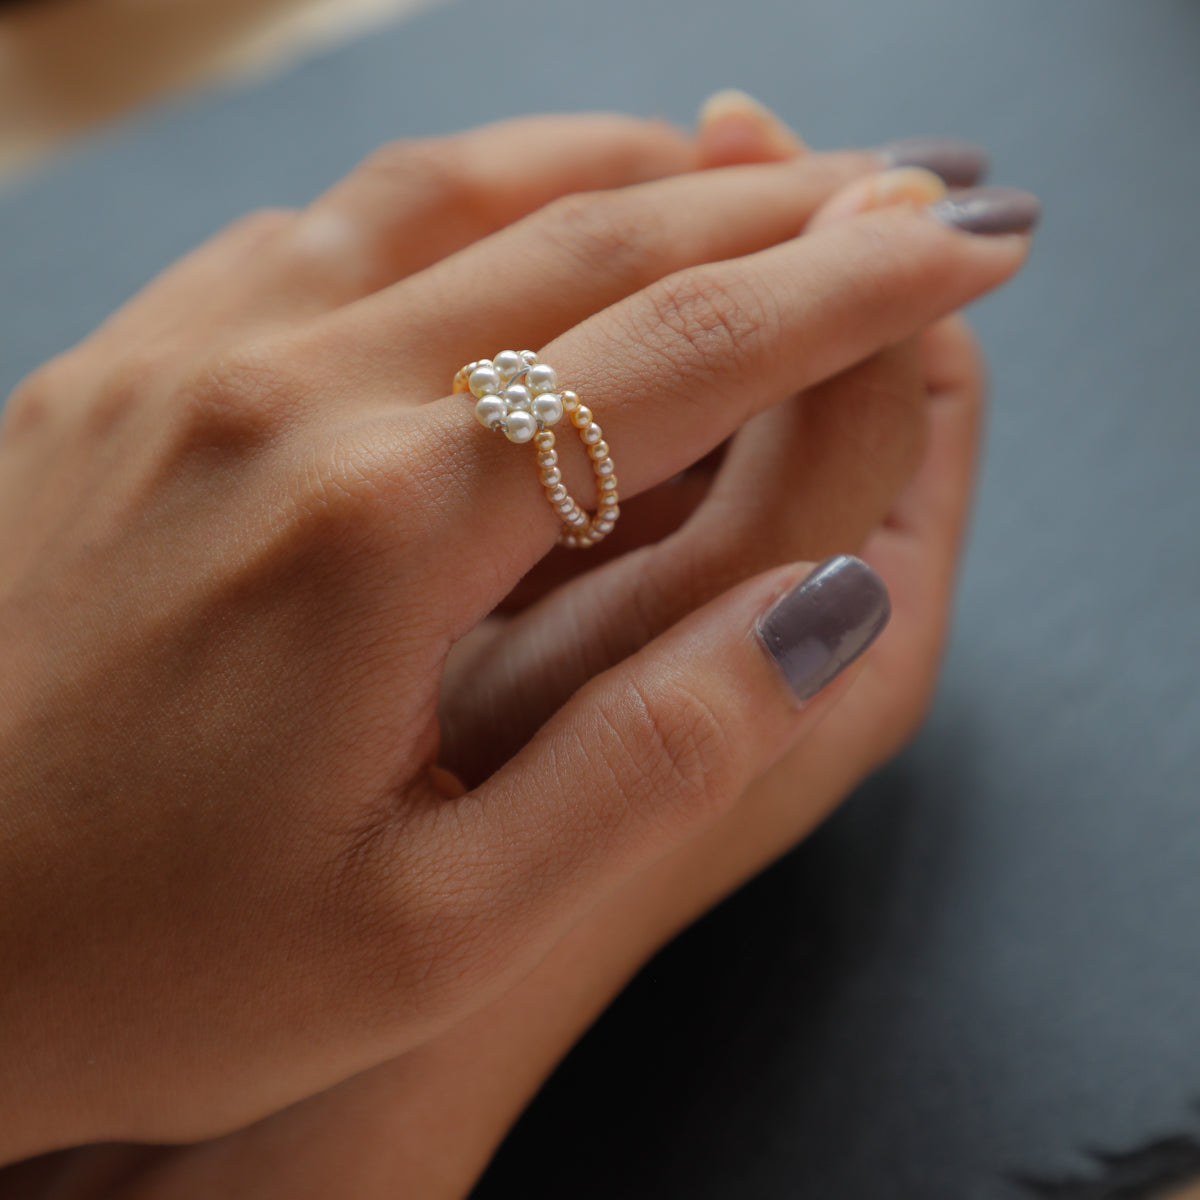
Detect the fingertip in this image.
<box><xmin>695</xmin><ymin>88</ymin><xmax>806</xmax><ymax>166</ymax></box>
<box><xmin>809</xmin><ymin>165</ymin><xmax>947</xmax><ymax>231</ymax></box>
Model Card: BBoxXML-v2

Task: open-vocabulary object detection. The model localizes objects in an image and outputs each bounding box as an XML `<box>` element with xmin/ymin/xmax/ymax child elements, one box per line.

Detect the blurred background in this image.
<box><xmin>2</xmin><ymin>1</ymin><xmax>1198</xmax><ymax>1197</ymax></box>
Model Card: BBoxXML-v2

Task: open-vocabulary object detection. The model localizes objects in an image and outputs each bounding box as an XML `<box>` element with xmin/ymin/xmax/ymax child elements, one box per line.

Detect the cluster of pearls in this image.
<box><xmin>456</xmin><ymin>349</ymin><xmax>564</xmax><ymax>444</ymax></box>
<box><xmin>452</xmin><ymin>350</ymin><xmax>619</xmax><ymax>549</ymax></box>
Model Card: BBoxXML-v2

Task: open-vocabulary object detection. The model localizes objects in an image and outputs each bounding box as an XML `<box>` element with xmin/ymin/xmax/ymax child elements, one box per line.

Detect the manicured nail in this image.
<box><xmin>756</xmin><ymin>556</ymin><xmax>890</xmax><ymax>703</ymax></box>
<box><xmin>876</xmin><ymin>136</ymin><xmax>990</xmax><ymax>187</ymax></box>
<box><xmin>928</xmin><ymin>185</ymin><xmax>1042</xmax><ymax>235</ymax></box>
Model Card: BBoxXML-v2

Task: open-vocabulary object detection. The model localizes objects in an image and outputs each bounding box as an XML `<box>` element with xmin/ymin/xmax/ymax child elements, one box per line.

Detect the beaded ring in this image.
<box><xmin>452</xmin><ymin>350</ymin><xmax>619</xmax><ymax>549</ymax></box>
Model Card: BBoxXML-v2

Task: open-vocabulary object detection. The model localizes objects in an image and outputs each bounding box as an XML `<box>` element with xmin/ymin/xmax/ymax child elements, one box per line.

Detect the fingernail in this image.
<box><xmin>876</xmin><ymin>136</ymin><xmax>990</xmax><ymax>187</ymax></box>
<box><xmin>756</xmin><ymin>556</ymin><xmax>891</xmax><ymax>703</ymax></box>
<box><xmin>928</xmin><ymin>185</ymin><xmax>1042</xmax><ymax>235</ymax></box>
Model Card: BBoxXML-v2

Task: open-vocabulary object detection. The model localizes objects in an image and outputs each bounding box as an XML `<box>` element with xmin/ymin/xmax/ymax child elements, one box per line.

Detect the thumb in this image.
<box><xmin>470</xmin><ymin>555</ymin><xmax>889</xmax><ymax>940</ymax></box>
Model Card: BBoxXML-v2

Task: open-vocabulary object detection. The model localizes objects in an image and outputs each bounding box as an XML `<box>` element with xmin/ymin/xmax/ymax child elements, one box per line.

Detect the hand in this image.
<box><xmin>0</xmin><ymin>102</ymin><xmax>1032</xmax><ymax>1172</ymax></box>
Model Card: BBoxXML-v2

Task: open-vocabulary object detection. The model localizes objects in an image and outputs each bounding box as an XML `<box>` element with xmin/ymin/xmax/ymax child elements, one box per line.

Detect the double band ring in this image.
<box><xmin>453</xmin><ymin>350</ymin><xmax>619</xmax><ymax>549</ymax></box>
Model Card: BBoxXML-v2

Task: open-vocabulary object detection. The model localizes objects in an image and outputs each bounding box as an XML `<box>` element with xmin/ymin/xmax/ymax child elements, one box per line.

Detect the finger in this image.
<box><xmin>393</xmin><ymin>187</ymin><xmax>1036</xmax><ymax>617</ymax></box>
<box><xmin>433</xmin><ymin>170</ymin><xmax>964</xmax><ymax>782</ymax></box>
<box><xmin>476</xmin><ymin>168</ymin><xmax>948</xmax><ymax>614</ymax></box>
<box><xmin>452</xmin><ymin>557</ymin><xmax>889</xmax><ymax>970</ymax></box>
<box><xmin>263</xmin><ymin>113</ymin><xmax>698</xmax><ymax>310</ymax></box>
<box><xmin>694</xmin><ymin>88</ymin><xmax>808</xmax><ymax>165</ymax></box>
<box><xmin>371</xmin><ymin>150</ymin><xmax>879</xmax><ymax>372</ymax></box>
<box><xmin>878</xmin><ymin>312</ymin><xmax>986</xmax><ymax>545</ymax></box>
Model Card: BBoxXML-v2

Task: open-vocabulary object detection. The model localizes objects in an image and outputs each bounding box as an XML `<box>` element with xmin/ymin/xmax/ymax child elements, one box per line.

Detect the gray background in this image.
<box><xmin>2</xmin><ymin>1</ymin><xmax>1199</xmax><ymax>1196</ymax></box>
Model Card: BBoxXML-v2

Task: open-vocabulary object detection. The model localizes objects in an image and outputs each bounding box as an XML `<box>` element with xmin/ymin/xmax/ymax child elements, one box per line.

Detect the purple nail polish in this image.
<box><xmin>876</xmin><ymin>136</ymin><xmax>990</xmax><ymax>187</ymax></box>
<box><xmin>755</xmin><ymin>556</ymin><xmax>891</xmax><ymax>703</ymax></box>
<box><xmin>928</xmin><ymin>186</ymin><xmax>1042</xmax><ymax>235</ymax></box>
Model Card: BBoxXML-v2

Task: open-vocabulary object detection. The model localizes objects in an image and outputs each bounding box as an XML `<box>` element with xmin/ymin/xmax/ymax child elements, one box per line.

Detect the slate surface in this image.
<box><xmin>2</xmin><ymin>1</ymin><xmax>1198</xmax><ymax>1196</ymax></box>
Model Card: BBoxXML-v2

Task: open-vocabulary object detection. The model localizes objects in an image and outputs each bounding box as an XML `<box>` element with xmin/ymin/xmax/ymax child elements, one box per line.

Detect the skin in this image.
<box><xmin>0</xmin><ymin>100</ymin><xmax>1029</xmax><ymax>1196</ymax></box>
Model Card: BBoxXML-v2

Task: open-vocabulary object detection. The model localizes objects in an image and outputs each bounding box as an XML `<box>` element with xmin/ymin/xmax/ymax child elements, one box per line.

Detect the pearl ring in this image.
<box><xmin>453</xmin><ymin>350</ymin><xmax>619</xmax><ymax>549</ymax></box>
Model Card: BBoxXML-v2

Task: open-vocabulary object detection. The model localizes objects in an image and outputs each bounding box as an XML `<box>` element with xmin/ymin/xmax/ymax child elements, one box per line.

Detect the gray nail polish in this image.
<box><xmin>755</xmin><ymin>556</ymin><xmax>891</xmax><ymax>703</ymax></box>
<box><xmin>876</xmin><ymin>135</ymin><xmax>990</xmax><ymax>187</ymax></box>
<box><xmin>928</xmin><ymin>185</ymin><xmax>1042</xmax><ymax>235</ymax></box>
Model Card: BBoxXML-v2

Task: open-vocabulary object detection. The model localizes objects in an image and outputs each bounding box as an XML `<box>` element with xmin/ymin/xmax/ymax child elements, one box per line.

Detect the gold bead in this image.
<box><xmin>571</xmin><ymin>406</ymin><xmax>593</xmax><ymax>428</ymax></box>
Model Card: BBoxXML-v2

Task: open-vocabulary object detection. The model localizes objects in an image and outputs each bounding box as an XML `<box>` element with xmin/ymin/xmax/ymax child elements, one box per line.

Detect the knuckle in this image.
<box><xmin>538</xmin><ymin>189</ymin><xmax>659</xmax><ymax>283</ymax></box>
<box><xmin>173</xmin><ymin>339</ymin><xmax>304</xmax><ymax>454</ymax></box>
<box><xmin>83</xmin><ymin>349</ymin><xmax>174</xmax><ymax>436</ymax></box>
<box><xmin>360</xmin><ymin>137</ymin><xmax>491</xmax><ymax>224</ymax></box>
<box><xmin>3</xmin><ymin>358</ymin><xmax>72</xmax><ymax>435</ymax></box>
<box><xmin>608</xmin><ymin>674</ymin><xmax>737</xmax><ymax>826</ymax></box>
<box><xmin>638</xmin><ymin>266</ymin><xmax>774</xmax><ymax>382</ymax></box>
<box><xmin>223</xmin><ymin>206</ymin><xmax>296</xmax><ymax>247</ymax></box>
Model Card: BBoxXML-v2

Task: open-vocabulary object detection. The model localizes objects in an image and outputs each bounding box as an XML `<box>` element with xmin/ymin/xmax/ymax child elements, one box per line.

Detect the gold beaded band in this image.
<box><xmin>452</xmin><ymin>350</ymin><xmax>619</xmax><ymax>549</ymax></box>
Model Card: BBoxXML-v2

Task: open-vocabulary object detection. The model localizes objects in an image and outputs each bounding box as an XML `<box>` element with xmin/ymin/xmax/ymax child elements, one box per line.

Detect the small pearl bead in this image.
<box><xmin>474</xmin><ymin>395</ymin><xmax>506</xmax><ymax>430</ymax></box>
<box><xmin>588</xmin><ymin>440</ymin><xmax>609</xmax><ymax>460</ymax></box>
<box><xmin>594</xmin><ymin>458</ymin><xmax>615</xmax><ymax>476</ymax></box>
<box><xmin>571</xmin><ymin>406</ymin><xmax>593</xmax><ymax>428</ymax></box>
<box><xmin>594</xmin><ymin>518</ymin><xmax>614</xmax><ymax>534</ymax></box>
<box><xmin>504</xmin><ymin>383</ymin><xmax>531</xmax><ymax>411</ymax></box>
<box><xmin>520</xmin><ymin>350</ymin><xmax>538</xmax><ymax>365</ymax></box>
<box><xmin>582</xmin><ymin>423</ymin><xmax>603</xmax><ymax>445</ymax></box>
<box><xmin>526</xmin><ymin>363</ymin><xmax>558</xmax><ymax>394</ymax></box>
<box><xmin>494</xmin><ymin>350</ymin><xmax>523</xmax><ymax>382</ymax></box>
<box><xmin>537</xmin><ymin>451</ymin><xmax>558</xmax><ymax>468</ymax></box>
<box><xmin>541</xmin><ymin>467</ymin><xmax>562</xmax><ymax>486</ymax></box>
<box><xmin>547</xmin><ymin>484</ymin><xmax>568</xmax><ymax>502</ymax></box>
<box><xmin>601</xmin><ymin>505</ymin><xmax>619</xmax><ymax>521</ymax></box>
<box><xmin>534</xmin><ymin>431</ymin><xmax>555</xmax><ymax>451</ymax></box>
<box><xmin>561</xmin><ymin>390</ymin><xmax>580</xmax><ymax>412</ymax></box>
<box><xmin>563</xmin><ymin>535</ymin><xmax>578</xmax><ymax>548</ymax></box>
<box><xmin>577</xmin><ymin>536</ymin><xmax>594</xmax><ymax>548</ymax></box>
<box><xmin>531</xmin><ymin>393</ymin><xmax>564</xmax><ymax>426</ymax></box>
<box><xmin>468</xmin><ymin>365</ymin><xmax>500</xmax><ymax>398</ymax></box>
<box><xmin>600</xmin><ymin>474</ymin><xmax>618</xmax><ymax>491</ymax></box>
<box><xmin>556</xmin><ymin>498</ymin><xmax>574</xmax><ymax>515</ymax></box>
<box><xmin>504</xmin><ymin>411</ymin><xmax>536</xmax><ymax>443</ymax></box>
<box><xmin>569</xmin><ymin>511</ymin><xmax>587</xmax><ymax>526</ymax></box>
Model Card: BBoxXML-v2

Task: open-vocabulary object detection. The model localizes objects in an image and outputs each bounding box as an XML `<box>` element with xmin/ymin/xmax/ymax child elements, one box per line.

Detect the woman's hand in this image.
<box><xmin>0</xmin><ymin>103</ymin><xmax>1034</xmax><ymax>1169</ymax></box>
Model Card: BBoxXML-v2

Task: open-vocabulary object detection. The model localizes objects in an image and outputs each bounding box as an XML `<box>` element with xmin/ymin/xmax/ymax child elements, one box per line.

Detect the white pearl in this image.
<box><xmin>601</xmin><ymin>506</ymin><xmax>619</xmax><ymax>521</ymax></box>
<box><xmin>582</xmin><ymin>423</ymin><xmax>602</xmax><ymax>444</ymax></box>
<box><xmin>520</xmin><ymin>350</ymin><xmax>538</xmax><ymax>365</ymax></box>
<box><xmin>475</xmin><ymin>395</ymin><xmax>506</xmax><ymax>430</ymax></box>
<box><xmin>526</xmin><ymin>363</ymin><xmax>558</xmax><ymax>394</ymax></box>
<box><xmin>594</xmin><ymin>519</ymin><xmax>614</xmax><ymax>534</ymax></box>
<box><xmin>556</xmin><ymin>498</ymin><xmax>574</xmax><ymax>515</ymax></box>
<box><xmin>594</xmin><ymin>458</ymin><xmax>615</xmax><ymax>476</ymax></box>
<box><xmin>494</xmin><ymin>350</ymin><xmax>523</xmax><ymax>382</ymax></box>
<box><xmin>532</xmin><ymin>393</ymin><xmax>564</xmax><ymax>426</ymax></box>
<box><xmin>504</xmin><ymin>383</ymin><xmax>532</xmax><ymax>411</ymax></box>
<box><xmin>468</xmin><ymin>365</ymin><xmax>500</xmax><ymax>398</ymax></box>
<box><xmin>541</xmin><ymin>467</ymin><xmax>562</xmax><ymax>486</ymax></box>
<box><xmin>504</xmin><ymin>411</ymin><xmax>536</xmax><ymax>443</ymax></box>
<box><xmin>547</xmin><ymin>484</ymin><xmax>568</xmax><ymax>502</ymax></box>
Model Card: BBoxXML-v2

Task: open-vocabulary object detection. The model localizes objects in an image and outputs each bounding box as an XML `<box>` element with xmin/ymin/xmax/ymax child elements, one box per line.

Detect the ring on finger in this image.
<box><xmin>453</xmin><ymin>349</ymin><xmax>620</xmax><ymax>549</ymax></box>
